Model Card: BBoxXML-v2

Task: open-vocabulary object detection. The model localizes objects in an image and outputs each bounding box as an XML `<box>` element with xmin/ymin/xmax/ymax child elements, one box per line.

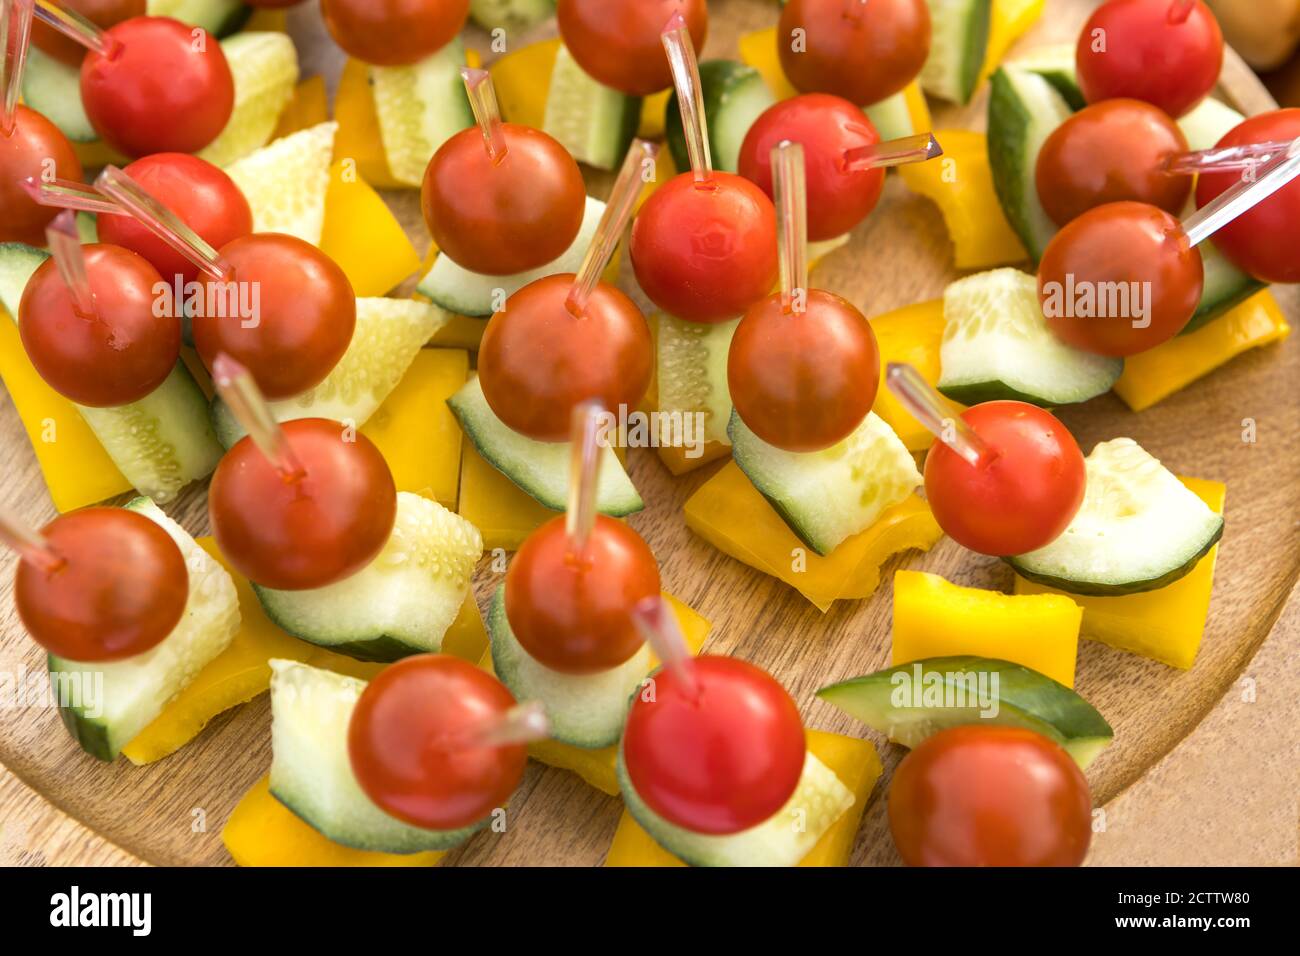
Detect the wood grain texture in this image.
<box><xmin>0</xmin><ymin>0</ymin><xmax>1296</xmax><ymax>867</ymax></box>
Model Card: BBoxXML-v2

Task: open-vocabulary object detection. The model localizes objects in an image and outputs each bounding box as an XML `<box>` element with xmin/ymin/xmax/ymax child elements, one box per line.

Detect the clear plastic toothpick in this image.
<box><xmin>885</xmin><ymin>362</ymin><xmax>994</xmax><ymax>468</ymax></box>
<box><xmin>210</xmin><ymin>353</ymin><xmax>307</xmax><ymax>482</ymax></box>
<box><xmin>662</xmin><ymin>11</ymin><xmax>711</xmax><ymax>184</ymax></box>
<box><xmin>0</xmin><ymin>0</ymin><xmax>34</xmax><ymax>136</ymax></box>
<box><xmin>443</xmin><ymin>700</ymin><xmax>550</xmax><ymax>751</ymax></box>
<box><xmin>0</xmin><ymin>503</ymin><xmax>64</xmax><ymax>573</ymax></box>
<box><xmin>843</xmin><ymin>132</ymin><xmax>944</xmax><ymax>171</ymax></box>
<box><xmin>1182</xmin><ymin>136</ymin><xmax>1300</xmax><ymax>247</ymax></box>
<box><xmin>631</xmin><ymin>595</ymin><xmax>701</xmax><ymax>700</ymax></box>
<box><xmin>461</xmin><ymin>67</ymin><xmax>508</xmax><ymax>164</ymax></box>
<box><xmin>1163</xmin><ymin>140</ymin><xmax>1291</xmax><ymax>176</ymax></box>
<box><xmin>31</xmin><ymin>0</ymin><xmax>118</xmax><ymax>58</ymax></box>
<box><xmin>565</xmin><ymin>400</ymin><xmax>602</xmax><ymax>556</ymax></box>
<box><xmin>772</xmin><ymin>140</ymin><xmax>808</xmax><ymax>314</ymax></box>
<box><xmin>45</xmin><ymin>209</ymin><xmax>95</xmax><ymax>317</ymax></box>
<box><xmin>22</xmin><ymin>176</ymin><xmax>119</xmax><ymax>214</ymax></box>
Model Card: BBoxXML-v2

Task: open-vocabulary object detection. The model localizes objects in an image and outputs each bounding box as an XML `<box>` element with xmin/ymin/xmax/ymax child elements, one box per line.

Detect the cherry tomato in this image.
<box><xmin>630</xmin><ymin>172</ymin><xmax>778</xmax><ymax>323</ymax></box>
<box><xmin>557</xmin><ymin>0</ymin><xmax>708</xmax><ymax>97</ymax></box>
<box><xmin>208</xmin><ymin>419</ymin><xmax>396</xmax><ymax>590</ymax></box>
<box><xmin>0</xmin><ymin>106</ymin><xmax>83</xmax><ymax>245</ymax></box>
<box><xmin>1037</xmin><ymin>201</ymin><xmax>1203</xmax><ymax>357</ymax></box>
<box><xmin>478</xmin><ymin>273</ymin><xmax>652</xmax><ymax>442</ymax></box>
<box><xmin>1196</xmin><ymin>109</ymin><xmax>1300</xmax><ymax>283</ymax></box>
<box><xmin>889</xmin><ymin>725</ymin><xmax>1093</xmax><ymax>867</ymax></box>
<box><xmin>778</xmin><ymin>0</ymin><xmax>930</xmax><ymax>106</ymax></box>
<box><xmin>81</xmin><ymin>18</ymin><xmax>234</xmax><ymax>157</ymax></box>
<box><xmin>97</xmin><ymin>153</ymin><xmax>253</xmax><ymax>284</ymax></box>
<box><xmin>728</xmin><ymin>290</ymin><xmax>879</xmax><ymax>452</ymax></box>
<box><xmin>191</xmin><ymin>234</ymin><xmax>356</xmax><ymax>400</ymax></box>
<box><xmin>422</xmin><ymin>124</ymin><xmax>586</xmax><ymax>275</ymax></box>
<box><xmin>31</xmin><ymin>0</ymin><xmax>144</xmax><ymax>68</ymax></box>
<box><xmin>349</xmin><ymin>655</ymin><xmax>527</xmax><ymax>830</ymax></box>
<box><xmin>15</xmin><ymin>507</ymin><xmax>188</xmax><ymax>662</ymax></box>
<box><xmin>19</xmin><ymin>245</ymin><xmax>178</xmax><ymax>408</ymax></box>
<box><xmin>1076</xmin><ymin>0</ymin><xmax>1222</xmax><ymax>119</ymax></box>
<box><xmin>1035</xmin><ymin>99</ymin><xmax>1191</xmax><ymax>227</ymax></box>
<box><xmin>924</xmin><ymin>401</ymin><xmax>1086</xmax><ymax>556</ymax></box>
<box><xmin>505</xmin><ymin>516</ymin><xmax>660</xmax><ymax>675</ymax></box>
<box><xmin>321</xmin><ymin>0</ymin><xmax>470</xmax><ymax>67</ymax></box>
<box><xmin>622</xmin><ymin>655</ymin><xmax>806</xmax><ymax>835</ymax></box>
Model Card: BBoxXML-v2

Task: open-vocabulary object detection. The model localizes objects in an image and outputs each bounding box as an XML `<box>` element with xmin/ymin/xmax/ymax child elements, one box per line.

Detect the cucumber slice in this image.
<box><xmin>75</xmin><ymin>212</ymin><xmax>97</xmax><ymax>244</ymax></box>
<box><xmin>449</xmin><ymin>376</ymin><xmax>642</xmax><ymax>515</ymax></box>
<box><xmin>223</xmin><ymin>122</ymin><xmax>338</xmax><ymax>245</ymax></box>
<box><xmin>937</xmin><ymin>267</ymin><xmax>1122</xmax><ymax>406</ymax></box>
<box><xmin>0</xmin><ymin>242</ymin><xmax>48</xmax><ymax>312</ymax></box>
<box><xmin>863</xmin><ymin>90</ymin><xmax>915</xmax><ymax>141</ymax></box>
<box><xmin>818</xmin><ymin>656</ymin><xmax>1114</xmax><ymax>769</ymax></box>
<box><xmin>254</xmin><ymin>493</ymin><xmax>482</xmax><ymax>662</ymax></box>
<box><xmin>417</xmin><ymin>195</ymin><xmax>605</xmax><ymax>317</ymax></box>
<box><xmin>211</xmin><ymin>297</ymin><xmax>443</xmax><ymax>447</ymax></box>
<box><xmin>148</xmin><ymin>0</ymin><xmax>253</xmax><ymax>36</ymax></box>
<box><xmin>1009</xmin><ymin>43</ymin><xmax>1084</xmax><ymax>109</ymax></box>
<box><xmin>49</xmin><ymin>498</ymin><xmax>239</xmax><ymax>761</ymax></box>
<box><xmin>1007</xmin><ymin>438</ymin><xmax>1224</xmax><ymax>595</ymax></box>
<box><xmin>20</xmin><ymin>48</ymin><xmax>96</xmax><ymax>142</ymax></box>
<box><xmin>269</xmin><ymin>659</ymin><xmax>487</xmax><ymax>852</ymax></box>
<box><xmin>729</xmin><ymin>410</ymin><xmax>922</xmax><ymax>557</ymax></box>
<box><xmin>665</xmin><ymin>60</ymin><xmax>775</xmax><ymax>174</ymax></box>
<box><xmin>197</xmin><ymin>32</ymin><xmax>299</xmax><ymax>167</ymax></box>
<box><xmin>656</xmin><ymin>312</ymin><xmax>736</xmax><ymax>447</ymax></box>
<box><xmin>617</xmin><ymin>746</ymin><xmax>854</xmax><ymax>867</ymax></box>
<box><xmin>371</xmin><ymin>38</ymin><xmax>474</xmax><ymax>187</ymax></box>
<box><xmin>543</xmin><ymin>44</ymin><xmax>641</xmax><ymax>170</ymax></box>
<box><xmin>1177</xmin><ymin>97</ymin><xmax>1244</xmax><ymax>151</ymax></box>
<box><xmin>919</xmin><ymin>0</ymin><xmax>993</xmax><ymax>105</ymax></box>
<box><xmin>487</xmin><ymin>586</ymin><xmax>648</xmax><ymax>749</ymax></box>
<box><xmin>468</xmin><ymin>0</ymin><xmax>555</xmax><ymax>32</ymax></box>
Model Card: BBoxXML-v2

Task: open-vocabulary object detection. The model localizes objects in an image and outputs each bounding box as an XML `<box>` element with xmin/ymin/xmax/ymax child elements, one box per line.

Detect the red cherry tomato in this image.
<box><xmin>191</xmin><ymin>234</ymin><xmax>356</xmax><ymax>400</ymax></box>
<box><xmin>208</xmin><ymin>419</ymin><xmax>396</xmax><ymax>590</ymax></box>
<box><xmin>630</xmin><ymin>172</ymin><xmax>778</xmax><ymax>323</ymax></box>
<box><xmin>31</xmin><ymin>0</ymin><xmax>144</xmax><ymax>67</ymax></box>
<box><xmin>728</xmin><ymin>290</ymin><xmax>879</xmax><ymax>452</ymax></box>
<box><xmin>505</xmin><ymin>515</ymin><xmax>660</xmax><ymax>675</ymax></box>
<box><xmin>421</xmin><ymin>124</ymin><xmax>586</xmax><ymax>275</ymax></box>
<box><xmin>622</xmin><ymin>655</ymin><xmax>806</xmax><ymax>835</ymax></box>
<box><xmin>1076</xmin><ymin>0</ymin><xmax>1222</xmax><ymax>119</ymax></box>
<box><xmin>349</xmin><ymin>655</ymin><xmax>527</xmax><ymax>830</ymax></box>
<box><xmin>778</xmin><ymin>0</ymin><xmax>930</xmax><ymax>106</ymax></box>
<box><xmin>321</xmin><ymin>0</ymin><xmax>470</xmax><ymax>67</ymax></box>
<box><xmin>1037</xmin><ymin>201</ymin><xmax>1203</xmax><ymax>357</ymax></box>
<box><xmin>557</xmin><ymin>0</ymin><xmax>708</xmax><ymax>97</ymax></box>
<box><xmin>738</xmin><ymin>94</ymin><xmax>885</xmax><ymax>241</ymax></box>
<box><xmin>80</xmin><ymin>18</ymin><xmax>234</xmax><ymax>157</ymax></box>
<box><xmin>1196</xmin><ymin>109</ymin><xmax>1300</xmax><ymax>283</ymax></box>
<box><xmin>889</xmin><ymin>725</ymin><xmax>1093</xmax><ymax>867</ymax></box>
<box><xmin>478</xmin><ymin>273</ymin><xmax>652</xmax><ymax>442</ymax></box>
<box><xmin>19</xmin><ymin>244</ymin><xmax>178</xmax><ymax>408</ymax></box>
<box><xmin>1035</xmin><ymin>99</ymin><xmax>1191</xmax><ymax>227</ymax></box>
<box><xmin>15</xmin><ymin>507</ymin><xmax>188</xmax><ymax>662</ymax></box>
<box><xmin>97</xmin><ymin>153</ymin><xmax>253</xmax><ymax>284</ymax></box>
<box><xmin>0</xmin><ymin>106</ymin><xmax>83</xmax><ymax>245</ymax></box>
<box><xmin>924</xmin><ymin>401</ymin><xmax>1086</xmax><ymax>556</ymax></box>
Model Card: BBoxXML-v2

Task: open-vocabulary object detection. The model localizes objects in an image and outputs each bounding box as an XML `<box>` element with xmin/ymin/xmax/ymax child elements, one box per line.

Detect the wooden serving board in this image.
<box><xmin>0</xmin><ymin>0</ymin><xmax>1296</xmax><ymax>867</ymax></box>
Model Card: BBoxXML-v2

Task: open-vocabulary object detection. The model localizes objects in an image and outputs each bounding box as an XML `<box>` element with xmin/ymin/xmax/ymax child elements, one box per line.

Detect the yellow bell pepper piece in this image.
<box><xmin>684</xmin><ymin>462</ymin><xmax>942</xmax><ymax>611</ymax></box>
<box><xmin>869</xmin><ymin>298</ymin><xmax>953</xmax><ymax>452</ymax></box>
<box><xmin>1014</xmin><ymin>478</ymin><xmax>1225</xmax><ymax>669</ymax></box>
<box><xmin>427</xmin><ymin>312</ymin><xmax>488</xmax><ymax>350</ymax></box>
<box><xmin>605</xmin><ymin>729</ymin><xmax>881</xmax><ymax>867</ymax></box>
<box><xmin>639</xmin><ymin>90</ymin><xmax>671</xmax><ymax>139</ymax></box>
<box><xmin>977</xmin><ymin>0</ymin><xmax>1047</xmax><ymax>91</ymax></box>
<box><xmin>1114</xmin><ymin>291</ymin><xmax>1290</xmax><ymax>412</ymax></box>
<box><xmin>457</xmin><ymin>442</ymin><xmax>559</xmax><ymax>552</ymax></box>
<box><xmin>892</xmin><ymin>570</ymin><xmax>1081</xmax><ymax>687</ymax></box>
<box><xmin>490</xmin><ymin>38</ymin><xmax>560</xmax><ymax>128</ymax></box>
<box><xmin>71</xmin><ymin>139</ymin><xmax>127</xmax><ymax>169</ymax></box>
<box><xmin>319</xmin><ymin>160</ymin><xmax>423</xmax><ymax>296</ymax></box>
<box><xmin>272</xmin><ymin>76</ymin><xmax>329</xmax><ymax>140</ymax></box>
<box><xmin>243</xmin><ymin>8</ymin><xmax>287</xmax><ymax>32</ymax></box>
<box><xmin>333</xmin><ymin>58</ymin><xmax>407</xmax><ymax>190</ymax></box>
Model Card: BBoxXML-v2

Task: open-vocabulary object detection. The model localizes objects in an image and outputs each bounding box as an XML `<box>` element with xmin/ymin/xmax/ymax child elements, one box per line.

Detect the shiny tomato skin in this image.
<box><xmin>622</xmin><ymin>655</ymin><xmax>806</xmax><ymax>835</ymax></box>
<box><xmin>478</xmin><ymin>273</ymin><xmax>652</xmax><ymax>442</ymax></box>
<box><xmin>80</xmin><ymin>18</ymin><xmax>234</xmax><ymax>157</ymax></box>
<box><xmin>778</xmin><ymin>0</ymin><xmax>930</xmax><ymax>106</ymax></box>
<box><xmin>208</xmin><ymin>419</ymin><xmax>396</xmax><ymax>590</ymax></box>
<box><xmin>1037</xmin><ymin>201</ymin><xmax>1202</xmax><ymax>357</ymax></box>
<box><xmin>889</xmin><ymin>725</ymin><xmax>1093</xmax><ymax>867</ymax></box>
<box><xmin>728</xmin><ymin>290</ymin><xmax>879</xmax><ymax>452</ymax></box>
<box><xmin>192</xmin><ymin>233</ymin><xmax>356</xmax><ymax>400</ymax></box>
<box><xmin>738</xmin><ymin>94</ymin><xmax>884</xmax><ymax>241</ymax></box>
<box><xmin>97</xmin><ymin>153</ymin><xmax>253</xmax><ymax>284</ymax></box>
<box><xmin>1076</xmin><ymin>0</ymin><xmax>1222</xmax><ymax>119</ymax></box>
<box><xmin>630</xmin><ymin>171</ymin><xmax>778</xmax><ymax>323</ymax></box>
<box><xmin>0</xmin><ymin>106</ymin><xmax>84</xmax><ymax>245</ymax></box>
<box><xmin>1196</xmin><ymin>109</ymin><xmax>1300</xmax><ymax>283</ymax></box>
<box><xmin>15</xmin><ymin>507</ymin><xmax>188</xmax><ymax>662</ymax></box>
<box><xmin>556</xmin><ymin>0</ymin><xmax>708</xmax><ymax>97</ymax></box>
<box><xmin>19</xmin><ymin>245</ymin><xmax>179</xmax><ymax>408</ymax></box>
<box><xmin>421</xmin><ymin>124</ymin><xmax>586</xmax><ymax>275</ymax></box>
<box><xmin>505</xmin><ymin>516</ymin><xmax>660</xmax><ymax>675</ymax></box>
<box><xmin>321</xmin><ymin>0</ymin><xmax>470</xmax><ymax>67</ymax></box>
<box><xmin>1035</xmin><ymin>99</ymin><xmax>1191</xmax><ymax>226</ymax></box>
<box><xmin>924</xmin><ymin>401</ymin><xmax>1085</xmax><ymax>557</ymax></box>
<box><xmin>32</xmin><ymin>0</ymin><xmax>145</xmax><ymax>67</ymax></box>
<box><xmin>349</xmin><ymin>655</ymin><xmax>527</xmax><ymax>830</ymax></box>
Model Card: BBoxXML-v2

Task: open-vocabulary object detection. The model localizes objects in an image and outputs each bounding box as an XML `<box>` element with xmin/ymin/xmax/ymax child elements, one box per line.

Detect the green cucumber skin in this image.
<box><xmin>51</xmin><ymin>666</ymin><xmax>115</xmax><ymax>763</ymax></box>
<box><xmin>954</xmin><ymin>0</ymin><xmax>993</xmax><ymax>105</ymax></box>
<box><xmin>937</xmin><ymin>379</ymin><xmax>1072</xmax><ymax>408</ymax></box>
<box><xmin>665</xmin><ymin>59</ymin><xmax>774</xmax><ymax>173</ymax></box>
<box><xmin>250</xmin><ymin>596</ymin><xmax>426</xmax><ymax>663</ymax></box>
<box><xmin>270</xmin><ymin>785</ymin><xmax>489</xmax><ymax>854</ymax></box>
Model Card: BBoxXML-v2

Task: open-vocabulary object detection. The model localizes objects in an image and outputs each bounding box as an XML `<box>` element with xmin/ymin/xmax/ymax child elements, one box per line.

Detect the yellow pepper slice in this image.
<box><xmin>272</xmin><ymin>75</ymin><xmax>329</xmax><ymax>140</ymax></box>
<box><xmin>892</xmin><ymin>570</ymin><xmax>1081</xmax><ymax>687</ymax></box>
<box><xmin>605</xmin><ymin>729</ymin><xmax>881</xmax><ymax>867</ymax></box>
<box><xmin>490</xmin><ymin>37</ymin><xmax>560</xmax><ymax>128</ymax></box>
<box><xmin>869</xmin><ymin>298</ymin><xmax>951</xmax><ymax>452</ymax></box>
<box><xmin>333</xmin><ymin>58</ymin><xmax>407</xmax><ymax>190</ymax></box>
<box><xmin>320</xmin><ymin>160</ymin><xmax>422</xmax><ymax>296</ymax></box>
<box><xmin>243</xmin><ymin>8</ymin><xmax>288</xmax><ymax>32</ymax></box>
<box><xmin>978</xmin><ymin>0</ymin><xmax>1048</xmax><ymax>91</ymax></box>
<box><xmin>1113</xmin><ymin>291</ymin><xmax>1290</xmax><ymax>412</ymax></box>
<box><xmin>457</xmin><ymin>442</ymin><xmax>560</xmax><ymax>552</ymax></box>
<box><xmin>427</xmin><ymin>312</ymin><xmax>488</xmax><ymax>350</ymax></box>
<box><xmin>1014</xmin><ymin>478</ymin><xmax>1225</xmax><ymax>669</ymax></box>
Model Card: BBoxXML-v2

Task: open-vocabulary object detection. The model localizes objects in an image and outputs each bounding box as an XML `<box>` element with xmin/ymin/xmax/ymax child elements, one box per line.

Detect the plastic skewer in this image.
<box><xmin>1163</xmin><ymin>140</ymin><xmax>1292</xmax><ymax>176</ymax></box>
<box><xmin>772</xmin><ymin>140</ymin><xmax>808</xmax><ymax>314</ymax></box>
<box><xmin>32</xmin><ymin>0</ymin><xmax>118</xmax><ymax>57</ymax></box>
<box><xmin>22</xmin><ymin>176</ymin><xmax>120</xmax><ymax>214</ymax></box>
<box><xmin>45</xmin><ymin>209</ymin><xmax>95</xmax><ymax>317</ymax></box>
<box><xmin>843</xmin><ymin>132</ymin><xmax>944</xmax><ymax>171</ymax></box>
<box><xmin>461</xmin><ymin>67</ymin><xmax>508</xmax><ymax>164</ymax></box>
<box><xmin>564</xmin><ymin>401</ymin><xmax>603</xmax><ymax>556</ymax></box>
<box><xmin>885</xmin><ymin>362</ymin><xmax>995</xmax><ymax>469</ymax></box>
<box><xmin>662</xmin><ymin>11</ymin><xmax>710</xmax><ymax>184</ymax></box>
<box><xmin>631</xmin><ymin>595</ymin><xmax>701</xmax><ymax>700</ymax></box>
<box><xmin>210</xmin><ymin>354</ymin><xmax>307</xmax><ymax>482</ymax></box>
<box><xmin>0</xmin><ymin>503</ymin><xmax>64</xmax><ymax>573</ymax></box>
<box><xmin>0</xmin><ymin>0</ymin><xmax>34</xmax><ymax>136</ymax></box>
<box><xmin>1182</xmin><ymin>136</ymin><xmax>1300</xmax><ymax>247</ymax></box>
<box><xmin>439</xmin><ymin>700</ymin><xmax>550</xmax><ymax>751</ymax></box>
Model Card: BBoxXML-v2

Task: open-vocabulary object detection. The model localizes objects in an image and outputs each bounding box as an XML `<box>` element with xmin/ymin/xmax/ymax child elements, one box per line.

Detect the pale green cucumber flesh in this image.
<box><xmin>863</xmin><ymin>91</ymin><xmax>915</xmax><ymax>141</ymax></box>
<box><xmin>655</xmin><ymin>313</ymin><xmax>737</xmax><ymax>447</ymax></box>
<box><xmin>665</xmin><ymin>59</ymin><xmax>774</xmax><ymax>173</ymax></box>
<box><xmin>370</xmin><ymin>38</ymin><xmax>474</xmax><ymax>187</ymax></box>
<box><xmin>21</xmin><ymin>48</ymin><xmax>96</xmax><ymax>142</ymax></box>
<box><xmin>920</xmin><ymin>0</ymin><xmax>992</xmax><ymax>105</ymax></box>
<box><xmin>148</xmin><ymin>0</ymin><xmax>252</xmax><ymax>36</ymax></box>
<box><xmin>543</xmin><ymin>44</ymin><xmax>640</xmax><ymax>170</ymax></box>
<box><xmin>468</xmin><ymin>0</ymin><xmax>554</xmax><ymax>32</ymax></box>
